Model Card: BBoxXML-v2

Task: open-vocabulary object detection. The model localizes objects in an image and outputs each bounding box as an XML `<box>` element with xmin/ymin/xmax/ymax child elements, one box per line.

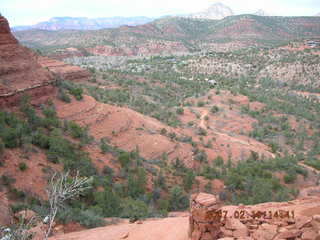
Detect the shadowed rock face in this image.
<box><xmin>0</xmin><ymin>16</ymin><xmax>55</xmax><ymax>106</ymax></box>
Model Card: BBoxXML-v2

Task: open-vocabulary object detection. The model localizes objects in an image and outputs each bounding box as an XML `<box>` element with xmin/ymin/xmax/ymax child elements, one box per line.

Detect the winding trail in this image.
<box><xmin>299</xmin><ymin>162</ymin><xmax>320</xmax><ymax>175</ymax></box>
<box><xmin>199</xmin><ymin>109</ymin><xmax>208</xmax><ymax>129</ymax></box>
<box><xmin>298</xmin><ymin>161</ymin><xmax>320</xmax><ymax>198</ymax></box>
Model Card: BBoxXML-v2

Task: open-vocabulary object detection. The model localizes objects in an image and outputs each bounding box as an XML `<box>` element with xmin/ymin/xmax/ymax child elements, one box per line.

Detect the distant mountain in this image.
<box><xmin>13</xmin><ymin>16</ymin><xmax>155</xmax><ymax>31</ymax></box>
<box><xmin>315</xmin><ymin>13</ymin><xmax>320</xmax><ymax>16</ymax></box>
<box><xmin>15</xmin><ymin>15</ymin><xmax>320</xmax><ymax>55</ymax></box>
<box><xmin>253</xmin><ymin>9</ymin><xmax>272</xmax><ymax>16</ymax></box>
<box><xmin>188</xmin><ymin>2</ymin><xmax>234</xmax><ymax>20</ymax></box>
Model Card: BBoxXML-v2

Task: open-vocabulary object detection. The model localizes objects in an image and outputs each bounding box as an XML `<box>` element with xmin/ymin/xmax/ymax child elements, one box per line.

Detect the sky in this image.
<box><xmin>1</xmin><ymin>0</ymin><xmax>320</xmax><ymax>26</ymax></box>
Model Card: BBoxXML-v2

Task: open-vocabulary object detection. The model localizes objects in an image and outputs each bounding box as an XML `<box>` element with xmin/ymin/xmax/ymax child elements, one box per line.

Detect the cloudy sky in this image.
<box><xmin>1</xmin><ymin>0</ymin><xmax>320</xmax><ymax>26</ymax></box>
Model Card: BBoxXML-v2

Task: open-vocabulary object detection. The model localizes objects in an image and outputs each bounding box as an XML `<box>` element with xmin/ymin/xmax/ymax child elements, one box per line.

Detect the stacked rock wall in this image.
<box><xmin>190</xmin><ymin>193</ymin><xmax>320</xmax><ymax>240</ymax></box>
<box><xmin>189</xmin><ymin>193</ymin><xmax>222</xmax><ymax>240</ymax></box>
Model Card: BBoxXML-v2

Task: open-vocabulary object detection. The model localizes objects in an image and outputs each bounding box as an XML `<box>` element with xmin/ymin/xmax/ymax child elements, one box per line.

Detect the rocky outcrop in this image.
<box><xmin>190</xmin><ymin>193</ymin><xmax>320</xmax><ymax>240</ymax></box>
<box><xmin>0</xmin><ymin>16</ymin><xmax>55</xmax><ymax>107</ymax></box>
<box><xmin>38</xmin><ymin>57</ymin><xmax>90</xmax><ymax>82</ymax></box>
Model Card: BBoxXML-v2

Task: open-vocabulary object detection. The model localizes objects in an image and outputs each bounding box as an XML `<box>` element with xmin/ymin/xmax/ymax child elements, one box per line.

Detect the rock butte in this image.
<box><xmin>0</xmin><ymin>16</ymin><xmax>90</xmax><ymax>107</ymax></box>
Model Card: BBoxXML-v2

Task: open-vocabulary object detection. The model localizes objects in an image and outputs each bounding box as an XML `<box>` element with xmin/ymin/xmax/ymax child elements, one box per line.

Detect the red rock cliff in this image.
<box><xmin>0</xmin><ymin>16</ymin><xmax>55</xmax><ymax>107</ymax></box>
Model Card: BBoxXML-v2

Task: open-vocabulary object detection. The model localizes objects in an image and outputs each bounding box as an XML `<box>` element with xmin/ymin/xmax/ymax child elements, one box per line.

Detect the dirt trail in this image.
<box><xmin>298</xmin><ymin>162</ymin><xmax>320</xmax><ymax>198</ymax></box>
<box><xmin>299</xmin><ymin>162</ymin><xmax>320</xmax><ymax>175</ymax></box>
<box><xmin>199</xmin><ymin>109</ymin><xmax>209</xmax><ymax>129</ymax></box>
<box><xmin>50</xmin><ymin>217</ymin><xmax>189</xmax><ymax>240</ymax></box>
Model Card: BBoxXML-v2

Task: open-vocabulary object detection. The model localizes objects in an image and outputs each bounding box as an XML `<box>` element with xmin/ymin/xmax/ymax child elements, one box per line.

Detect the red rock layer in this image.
<box><xmin>38</xmin><ymin>57</ymin><xmax>90</xmax><ymax>82</ymax></box>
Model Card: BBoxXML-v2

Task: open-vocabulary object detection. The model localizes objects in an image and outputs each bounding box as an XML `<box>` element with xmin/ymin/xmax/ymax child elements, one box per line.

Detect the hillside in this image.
<box><xmin>14</xmin><ymin>15</ymin><xmax>320</xmax><ymax>58</ymax></box>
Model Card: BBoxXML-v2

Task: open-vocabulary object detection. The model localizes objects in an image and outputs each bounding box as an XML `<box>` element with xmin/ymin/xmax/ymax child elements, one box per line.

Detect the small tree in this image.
<box><xmin>44</xmin><ymin>171</ymin><xmax>92</xmax><ymax>239</ymax></box>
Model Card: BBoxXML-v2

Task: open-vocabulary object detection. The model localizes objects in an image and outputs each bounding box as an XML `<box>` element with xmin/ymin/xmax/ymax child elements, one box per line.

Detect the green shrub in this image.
<box><xmin>269</xmin><ymin>142</ymin><xmax>280</xmax><ymax>153</ymax></box>
<box><xmin>18</xmin><ymin>162</ymin><xmax>28</xmax><ymax>171</ymax></box>
<box><xmin>120</xmin><ymin>198</ymin><xmax>149</xmax><ymax>222</ymax></box>
<box><xmin>176</xmin><ymin>107</ymin><xmax>184</xmax><ymax>115</ymax></box>
<box><xmin>42</xmin><ymin>105</ymin><xmax>57</xmax><ymax>118</ymax></box>
<box><xmin>158</xmin><ymin>199</ymin><xmax>169</xmax><ymax>215</ymax></box>
<box><xmin>197</xmin><ymin>127</ymin><xmax>207</xmax><ymax>136</ymax></box>
<box><xmin>58</xmin><ymin>208</ymin><xmax>105</xmax><ymax>228</ymax></box>
<box><xmin>168</xmin><ymin>132</ymin><xmax>176</xmax><ymax>140</ymax></box>
<box><xmin>127</xmin><ymin>168</ymin><xmax>147</xmax><ymax>198</ymax></box>
<box><xmin>183</xmin><ymin>170</ymin><xmax>195</xmax><ymax>191</ymax></box>
<box><xmin>118</xmin><ymin>152</ymin><xmax>131</xmax><ymax>168</ymax></box>
<box><xmin>93</xmin><ymin>188</ymin><xmax>121</xmax><ymax>217</ymax></box>
<box><xmin>102</xmin><ymin>166</ymin><xmax>114</xmax><ymax>177</ymax></box>
<box><xmin>70</xmin><ymin>87</ymin><xmax>83</xmax><ymax>100</ymax></box>
<box><xmin>31</xmin><ymin>130</ymin><xmax>50</xmax><ymax>149</ymax></box>
<box><xmin>197</xmin><ymin>101</ymin><xmax>205</xmax><ymax>107</ymax></box>
<box><xmin>2</xmin><ymin>128</ymin><xmax>20</xmax><ymax>148</ymax></box>
<box><xmin>284</xmin><ymin>171</ymin><xmax>297</xmax><ymax>184</ymax></box>
<box><xmin>58</xmin><ymin>88</ymin><xmax>71</xmax><ymax>103</ymax></box>
<box><xmin>58</xmin><ymin>79</ymin><xmax>83</xmax><ymax>101</ymax></box>
<box><xmin>210</xmin><ymin>106</ymin><xmax>219</xmax><ymax>114</ymax></box>
<box><xmin>169</xmin><ymin>186</ymin><xmax>188</xmax><ymax>211</ymax></box>
<box><xmin>0</xmin><ymin>138</ymin><xmax>4</xmax><ymax>163</ymax></box>
<box><xmin>214</xmin><ymin>156</ymin><xmax>224</xmax><ymax>166</ymax></box>
<box><xmin>100</xmin><ymin>139</ymin><xmax>110</xmax><ymax>154</ymax></box>
<box><xmin>160</xmin><ymin>128</ymin><xmax>167</xmax><ymax>135</ymax></box>
<box><xmin>75</xmin><ymin>209</ymin><xmax>106</xmax><ymax>228</ymax></box>
<box><xmin>66</xmin><ymin>121</ymin><xmax>88</xmax><ymax>139</ymax></box>
<box><xmin>9</xmin><ymin>188</ymin><xmax>26</xmax><ymax>200</ymax></box>
<box><xmin>10</xmin><ymin>203</ymin><xmax>30</xmax><ymax>213</ymax></box>
<box><xmin>0</xmin><ymin>174</ymin><xmax>15</xmax><ymax>186</ymax></box>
